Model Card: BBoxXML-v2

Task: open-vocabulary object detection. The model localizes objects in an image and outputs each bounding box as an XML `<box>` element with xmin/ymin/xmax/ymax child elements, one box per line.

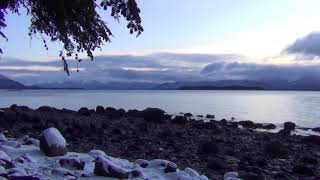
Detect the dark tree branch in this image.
<box><xmin>0</xmin><ymin>0</ymin><xmax>143</xmax><ymax>74</ymax></box>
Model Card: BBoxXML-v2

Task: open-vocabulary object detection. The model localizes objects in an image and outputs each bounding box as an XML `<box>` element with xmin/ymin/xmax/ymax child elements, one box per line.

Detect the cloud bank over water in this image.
<box><xmin>285</xmin><ymin>32</ymin><xmax>320</xmax><ymax>59</ymax></box>
<box><xmin>2</xmin><ymin>51</ymin><xmax>320</xmax><ymax>87</ymax></box>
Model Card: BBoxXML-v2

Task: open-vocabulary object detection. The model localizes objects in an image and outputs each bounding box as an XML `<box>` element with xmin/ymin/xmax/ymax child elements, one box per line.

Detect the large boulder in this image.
<box><xmin>143</xmin><ymin>108</ymin><xmax>165</xmax><ymax>122</ymax></box>
<box><xmin>283</xmin><ymin>122</ymin><xmax>296</xmax><ymax>131</ymax></box>
<box><xmin>40</xmin><ymin>128</ymin><xmax>67</xmax><ymax>156</ymax></box>
<box><xmin>264</xmin><ymin>141</ymin><xmax>288</xmax><ymax>158</ymax></box>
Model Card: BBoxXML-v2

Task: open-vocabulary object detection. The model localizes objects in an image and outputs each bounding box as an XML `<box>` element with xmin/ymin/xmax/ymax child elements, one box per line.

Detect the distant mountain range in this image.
<box><xmin>0</xmin><ymin>74</ymin><xmax>25</xmax><ymax>89</ymax></box>
<box><xmin>2</xmin><ymin>73</ymin><xmax>320</xmax><ymax>91</ymax></box>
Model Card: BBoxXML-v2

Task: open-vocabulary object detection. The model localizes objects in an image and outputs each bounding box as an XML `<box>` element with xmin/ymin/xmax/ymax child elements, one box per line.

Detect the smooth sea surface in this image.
<box><xmin>1</xmin><ymin>90</ymin><xmax>320</xmax><ymax>127</ymax></box>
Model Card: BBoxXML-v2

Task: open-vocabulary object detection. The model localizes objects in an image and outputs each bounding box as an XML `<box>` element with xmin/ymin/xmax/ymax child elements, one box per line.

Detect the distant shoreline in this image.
<box><xmin>4</xmin><ymin>88</ymin><xmax>320</xmax><ymax>92</ymax></box>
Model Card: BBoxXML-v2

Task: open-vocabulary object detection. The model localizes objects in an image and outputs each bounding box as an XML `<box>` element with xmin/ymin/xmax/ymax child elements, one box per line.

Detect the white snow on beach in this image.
<box><xmin>0</xmin><ymin>129</ymin><xmax>210</xmax><ymax>180</ymax></box>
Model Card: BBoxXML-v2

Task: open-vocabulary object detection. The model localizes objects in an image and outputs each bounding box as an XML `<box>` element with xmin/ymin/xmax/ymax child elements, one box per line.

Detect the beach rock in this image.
<box><xmin>0</xmin><ymin>134</ymin><xmax>7</xmax><ymax>142</ymax></box>
<box><xmin>0</xmin><ymin>165</ymin><xmax>6</xmax><ymax>176</ymax></box>
<box><xmin>283</xmin><ymin>122</ymin><xmax>296</xmax><ymax>131</ymax></box>
<box><xmin>302</xmin><ymin>135</ymin><xmax>320</xmax><ymax>145</ymax></box>
<box><xmin>37</xmin><ymin>106</ymin><xmax>53</xmax><ymax>112</ymax></box>
<box><xmin>77</xmin><ymin>107</ymin><xmax>90</xmax><ymax>116</ymax></box>
<box><xmin>0</xmin><ymin>150</ymin><xmax>12</xmax><ymax>165</ymax></box>
<box><xmin>0</xmin><ymin>110</ymin><xmax>4</xmax><ymax>117</ymax></box>
<box><xmin>96</xmin><ymin>106</ymin><xmax>105</xmax><ymax>114</ymax></box>
<box><xmin>25</xmin><ymin>138</ymin><xmax>40</xmax><ymax>146</ymax></box>
<box><xmin>239</xmin><ymin>120</ymin><xmax>255</xmax><ymax>128</ymax></box>
<box><xmin>184</xmin><ymin>113</ymin><xmax>193</xmax><ymax>117</ymax></box>
<box><xmin>88</xmin><ymin>150</ymin><xmax>107</xmax><ymax>157</ymax></box>
<box><xmin>262</xmin><ymin>124</ymin><xmax>276</xmax><ymax>130</ymax></box>
<box><xmin>194</xmin><ymin>122</ymin><xmax>218</xmax><ymax>129</ymax></box>
<box><xmin>277</xmin><ymin>129</ymin><xmax>291</xmax><ymax>136</ymax></box>
<box><xmin>172</xmin><ymin>116</ymin><xmax>188</xmax><ymax>124</ymax></box>
<box><xmin>39</xmin><ymin>128</ymin><xmax>67</xmax><ymax>156</ymax></box>
<box><xmin>51</xmin><ymin>167</ymin><xmax>77</xmax><ymax>178</ymax></box>
<box><xmin>312</xmin><ymin>127</ymin><xmax>320</xmax><ymax>133</ymax></box>
<box><xmin>292</xmin><ymin>165</ymin><xmax>314</xmax><ymax>176</ymax></box>
<box><xmin>224</xmin><ymin>172</ymin><xmax>239</xmax><ymax>180</ymax></box>
<box><xmin>198</xmin><ymin>142</ymin><xmax>219</xmax><ymax>155</ymax></box>
<box><xmin>143</xmin><ymin>108</ymin><xmax>165</xmax><ymax>122</ymax></box>
<box><xmin>105</xmin><ymin>107</ymin><xmax>116</xmax><ymax>112</ymax></box>
<box><xmin>7</xmin><ymin>167</ymin><xmax>27</xmax><ymax>177</ymax></box>
<box><xmin>59</xmin><ymin>158</ymin><xmax>85</xmax><ymax>170</ymax></box>
<box><xmin>207</xmin><ymin>159</ymin><xmax>228</xmax><ymax>171</ymax></box>
<box><xmin>117</xmin><ymin>109</ymin><xmax>126</xmax><ymax>116</ymax></box>
<box><xmin>127</xmin><ymin>109</ymin><xmax>143</xmax><ymax>118</ymax></box>
<box><xmin>10</xmin><ymin>104</ymin><xmax>18</xmax><ymax>111</ymax></box>
<box><xmin>302</xmin><ymin>156</ymin><xmax>318</xmax><ymax>165</ymax></box>
<box><xmin>164</xmin><ymin>162</ymin><xmax>177</xmax><ymax>173</ymax></box>
<box><xmin>206</xmin><ymin>114</ymin><xmax>215</xmax><ymax>119</ymax></box>
<box><xmin>135</xmin><ymin>159</ymin><xmax>149</xmax><ymax>168</ymax></box>
<box><xmin>264</xmin><ymin>141</ymin><xmax>288</xmax><ymax>158</ymax></box>
<box><xmin>227</xmin><ymin>122</ymin><xmax>238</xmax><ymax>129</ymax></box>
<box><xmin>94</xmin><ymin>156</ymin><xmax>129</xmax><ymax>179</ymax></box>
<box><xmin>240</xmin><ymin>173</ymin><xmax>263</xmax><ymax>180</ymax></box>
<box><xmin>163</xmin><ymin>114</ymin><xmax>172</xmax><ymax>120</ymax></box>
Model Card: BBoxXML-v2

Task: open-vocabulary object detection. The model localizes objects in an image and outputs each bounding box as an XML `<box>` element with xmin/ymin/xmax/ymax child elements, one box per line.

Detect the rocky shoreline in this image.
<box><xmin>0</xmin><ymin>105</ymin><xmax>320</xmax><ymax>179</ymax></box>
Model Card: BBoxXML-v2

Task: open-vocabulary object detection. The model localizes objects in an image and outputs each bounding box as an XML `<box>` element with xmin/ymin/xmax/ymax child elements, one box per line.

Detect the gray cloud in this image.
<box><xmin>202</xmin><ymin>62</ymin><xmax>320</xmax><ymax>81</ymax></box>
<box><xmin>2</xmin><ymin>53</ymin><xmax>320</xmax><ymax>86</ymax></box>
<box><xmin>285</xmin><ymin>32</ymin><xmax>320</xmax><ymax>59</ymax></box>
<box><xmin>1</xmin><ymin>53</ymin><xmax>235</xmax><ymax>85</ymax></box>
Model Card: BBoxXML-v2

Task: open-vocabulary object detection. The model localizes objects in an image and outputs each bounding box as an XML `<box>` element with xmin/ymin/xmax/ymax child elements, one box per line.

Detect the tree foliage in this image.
<box><xmin>0</xmin><ymin>0</ymin><xmax>143</xmax><ymax>74</ymax></box>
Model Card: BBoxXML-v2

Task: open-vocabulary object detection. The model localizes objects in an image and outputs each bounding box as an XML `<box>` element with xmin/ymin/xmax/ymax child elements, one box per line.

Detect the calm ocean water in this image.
<box><xmin>0</xmin><ymin>90</ymin><xmax>320</xmax><ymax>127</ymax></box>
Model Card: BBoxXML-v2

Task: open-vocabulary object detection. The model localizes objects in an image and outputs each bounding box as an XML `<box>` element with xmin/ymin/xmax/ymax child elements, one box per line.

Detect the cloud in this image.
<box><xmin>201</xmin><ymin>62</ymin><xmax>320</xmax><ymax>81</ymax></box>
<box><xmin>0</xmin><ymin>53</ymin><xmax>243</xmax><ymax>84</ymax></box>
<box><xmin>3</xmin><ymin>53</ymin><xmax>320</xmax><ymax>86</ymax></box>
<box><xmin>285</xmin><ymin>32</ymin><xmax>320</xmax><ymax>59</ymax></box>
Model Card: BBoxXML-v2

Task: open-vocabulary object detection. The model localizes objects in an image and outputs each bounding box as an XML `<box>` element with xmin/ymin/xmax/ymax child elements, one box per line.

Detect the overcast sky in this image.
<box><xmin>1</xmin><ymin>0</ymin><xmax>320</xmax><ymax>84</ymax></box>
<box><xmin>1</xmin><ymin>0</ymin><xmax>320</xmax><ymax>61</ymax></box>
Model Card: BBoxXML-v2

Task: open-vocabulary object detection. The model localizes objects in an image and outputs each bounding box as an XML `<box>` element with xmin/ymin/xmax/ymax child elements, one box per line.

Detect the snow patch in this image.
<box><xmin>0</xmin><ymin>131</ymin><xmax>209</xmax><ymax>179</ymax></box>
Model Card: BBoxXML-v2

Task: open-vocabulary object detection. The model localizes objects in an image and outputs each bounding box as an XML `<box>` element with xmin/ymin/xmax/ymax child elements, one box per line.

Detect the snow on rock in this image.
<box><xmin>40</xmin><ymin>128</ymin><xmax>67</xmax><ymax>156</ymax></box>
<box><xmin>0</xmin><ymin>165</ymin><xmax>6</xmax><ymax>175</ymax></box>
<box><xmin>224</xmin><ymin>172</ymin><xmax>242</xmax><ymax>180</ymax></box>
<box><xmin>25</xmin><ymin>138</ymin><xmax>40</xmax><ymax>147</ymax></box>
<box><xmin>0</xmin><ymin>134</ymin><xmax>7</xmax><ymax>142</ymax></box>
<box><xmin>88</xmin><ymin>150</ymin><xmax>106</xmax><ymax>157</ymax></box>
<box><xmin>135</xmin><ymin>159</ymin><xmax>149</xmax><ymax>168</ymax></box>
<box><xmin>94</xmin><ymin>156</ymin><xmax>131</xmax><ymax>179</ymax></box>
<box><xmin>0</xmin><ymin>130</ymin><xmax>209</xmax><ymax>180</ymax></box>
<box><xmin>0</xmin><ymin>150</ymin><xmax>11</xmax><ymax>162</ymax></box>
